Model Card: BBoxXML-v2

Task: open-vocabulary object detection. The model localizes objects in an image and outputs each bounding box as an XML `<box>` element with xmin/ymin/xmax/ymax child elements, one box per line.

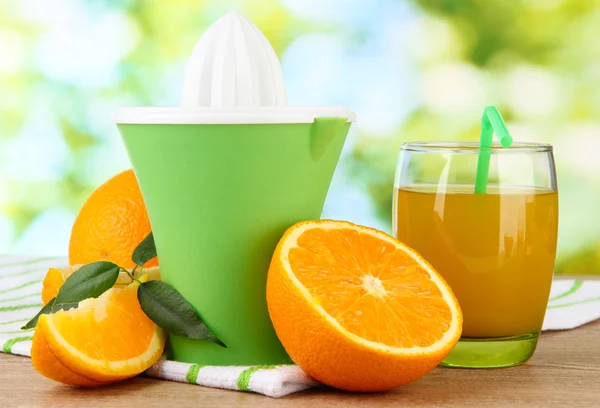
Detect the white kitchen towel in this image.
<box><xmin>0</xmin><ymin>255</ymin><xmax>598</xmax><ymax>397</ymax></box>
<box><xmin>543</xmin><ymin>279</ymin><xmax>600</xmax><ymax>330</ymax></box>
<box><xmin>0</xmin><ymin>255</ymin><xmax>317</xmax><ymax>397</ymax></box>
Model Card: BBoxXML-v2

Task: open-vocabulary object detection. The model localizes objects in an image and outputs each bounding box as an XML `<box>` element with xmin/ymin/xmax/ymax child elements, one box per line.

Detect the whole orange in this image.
<box><xmin>69</xmin><ymin>169</ymin><xmax>157</xmax><ymax>269</ymax></box>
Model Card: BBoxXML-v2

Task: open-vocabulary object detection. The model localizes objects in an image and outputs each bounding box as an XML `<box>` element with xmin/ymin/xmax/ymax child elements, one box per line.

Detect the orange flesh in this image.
<box><xmin>42</xmin><ymin>268</ymin><xmax>65</xmax><ymax>305</ymax></box>
<box><xmin>289</xmin><ymin>227</ymin><xmax>453</xmax><ymax>348</ymax></box>
<box><xmin>48</xmin><ymin>283</ymin><xmax>156</xmax><ymax>360</ymax></box>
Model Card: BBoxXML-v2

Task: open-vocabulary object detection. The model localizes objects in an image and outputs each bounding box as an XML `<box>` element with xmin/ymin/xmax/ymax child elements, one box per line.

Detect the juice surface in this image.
<box><xmin>394</xmin><ymin>185</ymin><xmax>558</xmax><ymax>338</ymax></box>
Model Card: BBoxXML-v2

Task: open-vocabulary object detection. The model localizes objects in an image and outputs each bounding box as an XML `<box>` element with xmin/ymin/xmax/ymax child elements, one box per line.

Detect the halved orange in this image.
<box><xmin>32</xmin><ymin>278</ymin><xmax>165</xmax><ymax>385</ymax></box>
<box><xmin>266</xmin><ymin>220</ymin><xmax>462</xmax><ymax>392</ymax></box>
<box><xmin>41</xmin><ymin>265</ymin><xmax>161</xmax><ymax>305</ymax></box>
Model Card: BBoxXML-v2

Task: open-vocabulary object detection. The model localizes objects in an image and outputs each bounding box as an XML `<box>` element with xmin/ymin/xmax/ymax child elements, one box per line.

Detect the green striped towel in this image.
<box><xmin>543</xmin><ymin>279</ymin><xmax>600</xmax><ymax>330</ymax></box>
<box><xmin>0</xmin><ymin>255</ymin><xmax>317</xmax><ymax>397</ymax></box>
<box><xmin>1</xmin><ymin>256</ymin><xmax>598</xmax><ymax>396</ymax></box>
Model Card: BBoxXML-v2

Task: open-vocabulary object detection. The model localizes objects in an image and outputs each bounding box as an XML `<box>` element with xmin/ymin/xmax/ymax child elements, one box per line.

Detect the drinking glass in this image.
<box><xmin>393</xmin><ymin>141</ymin><xmax>558</xmax><ymax>368</ymax></box>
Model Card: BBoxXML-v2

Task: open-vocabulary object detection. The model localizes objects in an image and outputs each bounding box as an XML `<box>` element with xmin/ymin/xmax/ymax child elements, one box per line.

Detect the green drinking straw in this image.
<box><xmin>474</xmin><ymin>106</ymin><xmax>513</xmax><ymax>194</ymax></box>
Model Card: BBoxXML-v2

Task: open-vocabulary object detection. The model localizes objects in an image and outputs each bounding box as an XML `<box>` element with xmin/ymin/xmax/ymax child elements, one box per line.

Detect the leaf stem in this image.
<box><xmin>122</xmin><ymin>268</ymin><xmax>136</xmax><ymax>283</ymax></box>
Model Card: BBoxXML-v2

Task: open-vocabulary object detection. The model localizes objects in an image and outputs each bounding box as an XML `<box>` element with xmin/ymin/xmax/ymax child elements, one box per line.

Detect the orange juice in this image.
<box><xmin>394</xmin><ymin>185</ymin><xmax>558</xmax><ymax>338</ymax></box>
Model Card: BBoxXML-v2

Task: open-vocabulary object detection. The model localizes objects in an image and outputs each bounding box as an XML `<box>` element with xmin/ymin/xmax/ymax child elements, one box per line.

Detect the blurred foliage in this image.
<box><xmin>1</xmin><ymin>0</ymin><xmax>599</xmax><ymax>274</ymax></box>
<box><xmin>350</xmin><ymin>0</ymin><xmax>600</xmax><ymax>274</ymax></box>
<box><xmin>556</xmin><ymin>244</ymin><xmax>600</xmax><ymax>276</ymax></box>
<box><xmin>0</xmin><ymin>0</ymin><xmax>302</xmax><ymax>247</ymax></box>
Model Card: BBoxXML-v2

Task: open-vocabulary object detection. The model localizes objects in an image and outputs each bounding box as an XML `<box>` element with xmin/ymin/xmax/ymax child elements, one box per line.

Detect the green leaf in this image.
<box><xmin>21</xmin><ymin>298</ymin><xmax>78</xmax><ymax>330</ymax></box>
<box><xmin>21</xmin><ymin>261</ymin><xmax>120</xmax><ymax>330</ymax></box>
<box><xmin>132</xmin><ymin>232</ymin><xmax>157</xmax><ymax>267</ymax></box>
<box><xmin>56</xmin><ymin>261</ymin><xmax>121</xmax><ymax>304</ymax></box>
<box><xmin>137</xmin><ymin>280</ymin><xmax>226</xmax><ymax>347</ymax></box>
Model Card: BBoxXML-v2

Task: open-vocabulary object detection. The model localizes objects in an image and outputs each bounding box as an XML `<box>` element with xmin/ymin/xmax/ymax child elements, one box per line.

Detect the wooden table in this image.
<box><xmin>0</xmin><ymin>321</ymin><xmax>598</xmax><ymax>408</ymax></box>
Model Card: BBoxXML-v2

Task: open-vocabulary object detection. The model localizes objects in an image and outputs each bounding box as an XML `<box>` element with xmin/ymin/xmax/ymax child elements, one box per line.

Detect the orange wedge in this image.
<box><xmin>32</xmin><ymin>278</ymin><xmax>165</xmax><ymax>385</ymax></box>
<box><xmin>41</xmin><ymin>265</ymin><xmax>161</xmax><ymax>305</ymax></box>
<box><xmin>31</xmin><ymin>328</ymin><xmax>106</xmax><ymax>386</ymax></box>
<box><xmin>266</xmin><ymin>220</ymin><xmax>462</xmax><ymax>392</ymax></box>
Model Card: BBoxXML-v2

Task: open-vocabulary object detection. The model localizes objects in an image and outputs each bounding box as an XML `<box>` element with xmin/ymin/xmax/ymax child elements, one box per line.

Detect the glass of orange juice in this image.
<box><xmin>394</xmin><ymin>142</ymin><xmax>558</xmax><ymax>368</ymax></box>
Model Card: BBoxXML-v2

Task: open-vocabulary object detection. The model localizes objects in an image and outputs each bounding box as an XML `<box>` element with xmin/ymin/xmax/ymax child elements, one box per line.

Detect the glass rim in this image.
<box><xmin>400</xmin><ymin>141</ymin><xmax>553</xmax><ymax>153</ymax></box>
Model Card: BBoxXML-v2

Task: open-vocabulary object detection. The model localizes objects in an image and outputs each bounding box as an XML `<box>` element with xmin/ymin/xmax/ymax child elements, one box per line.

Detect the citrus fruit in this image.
<box><xmin>41</xmin><ymin>265</ymin><xmax>161</xmax><ymax>305</ymax></box>
<box><xmin>266</xmin><ymin>220</ymin><xmax>462</xmax><ymax>392</ymax></box>
<box><xmin>41</xmin><ymin>266</ymin><xmax>80</xmax><ymax>306</ymax></box>
<box><xmin>31</xmin><ymin>329</ymin><xmax>106</xmax><ymax>386</ymax></box>
<box><xmin>31</xmin><ymin>278</ymin><xmax>166</xmax><ymax>385</ymax></box>
<box><xmin>69</xmin><ymin>169</ymin><xmax>157</xmax><ymax>269</ymax></box>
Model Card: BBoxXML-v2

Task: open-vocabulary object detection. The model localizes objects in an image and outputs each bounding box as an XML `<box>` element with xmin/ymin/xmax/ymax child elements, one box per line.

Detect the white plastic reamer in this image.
<box><xmin>181</xmin><ymin>11</ymin><xmax>288</xmax><ymax>108</ymax></box>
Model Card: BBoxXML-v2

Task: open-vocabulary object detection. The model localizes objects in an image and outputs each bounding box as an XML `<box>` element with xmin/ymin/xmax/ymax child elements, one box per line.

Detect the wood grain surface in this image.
<box><xmin>1</xmin><ymin>279</ymin><xmax>599</xmax><ymax>407</ymax></box>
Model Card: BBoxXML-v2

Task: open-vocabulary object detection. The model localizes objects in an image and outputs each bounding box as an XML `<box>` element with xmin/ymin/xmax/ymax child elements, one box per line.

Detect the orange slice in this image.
<box><xmin>41</xmin><ymin>265</ymin><xmax>161</xmax><ymax>305</ymax></box>
<box><xmin>266</xmin><ymin>220</ymin><xmax>462</xmax><ymax>392</ymax></box>
<box><xmin>31</xmin><ymin>328</ymin><xmax>107</xmax><ymax>386</ymax></box>
<box><xmin>32</xmin><ymin>278</ymin><xmax>165</xmax><ymax>385</ymax></box>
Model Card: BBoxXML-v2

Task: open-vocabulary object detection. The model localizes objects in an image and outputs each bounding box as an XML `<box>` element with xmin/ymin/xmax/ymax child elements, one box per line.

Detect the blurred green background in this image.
<box><xmin>0</xmin><ymin>0</ymin><xmax>598</xmax><ymax>274</ymax></box>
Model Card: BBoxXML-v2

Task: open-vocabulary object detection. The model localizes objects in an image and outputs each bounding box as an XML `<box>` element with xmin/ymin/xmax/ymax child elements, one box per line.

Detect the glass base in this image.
<box><xmin>440</xmin><ymin>331</ymin><xmax>540</xmax><ymax>368</ymax></box>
